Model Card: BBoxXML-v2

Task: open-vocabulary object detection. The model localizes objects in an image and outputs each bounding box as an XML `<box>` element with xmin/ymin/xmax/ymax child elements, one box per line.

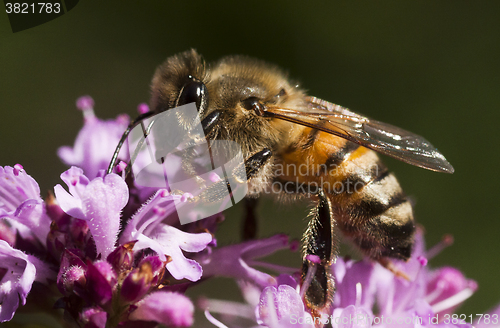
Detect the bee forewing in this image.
<box><xmin>351</xmin><ymin>118</ymin><xmax>454</xmax><ymax>174</ymax></box>
<box><xmin>264</xmin><ymin>97</ymin><xmax>454</xmax><ymax>174</ymax></box>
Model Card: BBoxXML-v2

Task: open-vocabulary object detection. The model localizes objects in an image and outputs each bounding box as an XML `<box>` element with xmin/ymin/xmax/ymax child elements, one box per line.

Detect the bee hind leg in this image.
<box><xmin>302</xmin><ymin>188</ymin><xmax>337</xmax><ymax>318</ymax></box>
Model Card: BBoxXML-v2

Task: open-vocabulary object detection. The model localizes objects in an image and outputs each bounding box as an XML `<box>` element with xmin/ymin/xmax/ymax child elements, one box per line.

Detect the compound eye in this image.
<box><xmin>241</xmin><ymin>97</ymin><xmax>265</xmax><ymax>116</ymax></box>
<box><xmin>276</xmin><ymin>88</ymin><xmax>286</xmax><ymax>98</ymax></box>
<box><xmin>176</xmin><ymin>79</ymin><xmax>208</xmax><ymax>111</ymax></box>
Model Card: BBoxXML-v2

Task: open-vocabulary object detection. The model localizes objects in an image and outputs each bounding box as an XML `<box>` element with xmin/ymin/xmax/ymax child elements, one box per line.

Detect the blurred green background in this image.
<box><xmin>1</xmin><ymin>0</ymin><xmax>499</xmax><ymax>324</ymax></box>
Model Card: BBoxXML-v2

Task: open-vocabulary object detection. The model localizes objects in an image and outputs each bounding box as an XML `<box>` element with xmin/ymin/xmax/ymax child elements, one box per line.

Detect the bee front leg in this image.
<box><xmin>179</xmin><ymin>111</ymin><xmax>224</xmax><ymax>187</ymax></box>
<box><xmin>243</xmin><ymin>148</ymin><xmax>272</xmax><ymax>180</ymax></box>
<box><xmin>199</xmin><ymin>148</ymin><xmax>272</xmax><ymax>203</ymax></box>
<box><xmin>201</xmin><ymin>110</ymin><xmax>221</xmax><ymax>136</ymax></box>
<box><xmin>302</xmin><ymin>188</ymin><xmax>337</xmax><ymax>317</ymax></box>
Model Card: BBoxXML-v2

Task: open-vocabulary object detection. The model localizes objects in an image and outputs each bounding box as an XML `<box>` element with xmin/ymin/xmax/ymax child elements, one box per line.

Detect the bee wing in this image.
<box><xmin>264</xmin><ymin>96</ymin><xmax>454</xmax><ymax>173</ymax></box>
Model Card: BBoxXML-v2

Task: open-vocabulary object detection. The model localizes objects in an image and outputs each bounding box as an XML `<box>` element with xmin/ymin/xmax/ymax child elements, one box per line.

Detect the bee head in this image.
<box><xmin>150</xmin><ymin>49</ymin><xmax>210</xmax><ymax>129</ymax></box>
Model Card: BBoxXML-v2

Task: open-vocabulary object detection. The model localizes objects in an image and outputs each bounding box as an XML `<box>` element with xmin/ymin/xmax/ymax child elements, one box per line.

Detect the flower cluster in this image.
<box><xmin>0</xmin><ymin>96</ymin><xmax>497</xmax><ymax>327</ymax></box>
<box><xmin>203</xmin><ymin>231</ymin><xmax>482</xmax><ymax>328</ymax></box>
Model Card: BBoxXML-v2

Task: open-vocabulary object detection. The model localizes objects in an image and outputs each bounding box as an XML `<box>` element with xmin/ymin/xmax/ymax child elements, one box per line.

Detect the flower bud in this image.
<box><xmin>107</xmin><ymin>242</ymin><xmax>135</xmax><ymax>273</ymax></box>
<box><xmin>62</xmin><ymin>265</ymin><xmax>86</xmax><ymax>294</ymax></box>
<box><xmin>121</xmin><ymin>261</ymin><xmax>153</xmax><ymax>303</ymax></box>
<box><xmin>86</xmin><ymin>260</ymin><xmax>117</xmax><ymax>306</ymax></box>
<box><xmin>80</xmin><ymin>306</ymin><xmax>107</xmax><ymax>328</ymax></box>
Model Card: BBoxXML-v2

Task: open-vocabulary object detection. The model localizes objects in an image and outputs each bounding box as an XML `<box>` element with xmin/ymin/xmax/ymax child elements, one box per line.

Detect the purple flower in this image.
<box><xmin>196</xmin><ymin>243</ymin><xmax>303</xmax><ymax>328</ymax></box>
<box><xmin>120</xmin><ymin>189</ymin><xmax>213</xmax><ymax>282</ymax></box>
<box><xmin>0</xmin><ymin>165</ymin><xmax>51</xmax><ymax>246</ymax></box>
<box><xmin>199</xmin><ymin>234</ymin><xmax>296</xmax><ymax>288</ymax></box>
<box><xmin>200</xmin><ymin>230</ymin><xmax>477</xmax><ymax>328</ymax></box>
<box><xmin>2</xmin><ymin>96</ymin><xmax>496</xmax><ymax>328</ymax></box>
<box><xmin>368</xmin><ymin>232</ymin><xmax>476</xmax><ymax>327</ymax></box>
<box><xmin>58</xmin><ymin>96</ymin><xmax>130</xmax><ymax>178</ymax></box>
<box><xmin>142</xmin><ymin>223</ymin><xmax>212</xmax><ymax>281</ymax></box>
<box><xmin>59</xmin><ymin>262</ymin><xmax>86</xmax><ymax>294</ymax></box>
<box><xmin>257</xmin><ymin>284</ymin><xmax>315</xmax><ymax>328</ymax></box>
<box><xmin>129</xmin><ymin>291</ymin><xmax>194</xmax><ymax>327</ymax></box>
<box><xmin>54</xmin><ymin>167</ymin><xmax>128</xmax><ymax>258</ymax></box>
<box><xmin>87</xmin><ymin>260</ymin><xmax>118</xmax><ymax>307</ymax></box>
<box><xmin>333</xmin><ymin>258</ymin><xmax>376</xmax><ymax>309</ymax></box>
<box><xmin>426</xmin><ymin>267</ymin><xmax>477</xmax><ymax>318</ymax></box>
<box><xmin>0</xmin><ymin>240</ymin><xmax>53</xmax><ymax>322</ymax></box>
<box><xmin>120</xmin><ymin>260</ymin><xmax>155</xmax><ymax>303</ymax></box>
<box><xmin>80</xmin><ymin>306</ymin><xmax>107</xmax><ymax>328</ymax></box>
<box><xmin>57</xmin><ymin>249</ymin><xmax>87</xmax><ymax>295</ymax></box>
<box><xmin>320</xmin><ymin>229</ymin><xmax>477</xmax><ymax>328</ymax></box>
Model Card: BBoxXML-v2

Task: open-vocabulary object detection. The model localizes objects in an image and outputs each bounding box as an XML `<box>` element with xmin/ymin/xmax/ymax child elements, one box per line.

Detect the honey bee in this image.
<box><xmin>108</xmin><ymin>49</ymin><xmax>453</xmax><ymax>316</ymax></box>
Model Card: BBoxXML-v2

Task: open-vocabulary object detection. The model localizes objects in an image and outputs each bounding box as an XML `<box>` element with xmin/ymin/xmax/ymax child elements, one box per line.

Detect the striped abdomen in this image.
<box><xmin>277</xmin><ymin>127</ymin><xmax>415</xmax><ymax>261</ymax></box>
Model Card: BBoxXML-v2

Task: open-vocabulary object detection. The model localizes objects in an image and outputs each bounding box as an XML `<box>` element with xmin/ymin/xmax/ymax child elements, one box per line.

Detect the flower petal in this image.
<box><xmin>334</xmin><ymin>259</ymin><xmax>375</xmax><ymax>309</ymax></box>
<box><xmin>58</xmin><ymin>108</ymin><xmax>129</xmax><ymax>178</ymax></box>
<box><xmin>120</xmin><ymin>189</ymin><xmax>181</xmax><ymax>245</ymax></box>
<box><xmin>55</xmin><ymin>169</ymin><xmax>128</xmax><ymax>258</ymax></box>
<box><xmin>258</xmin><ymin>284</ymin><xmax>315</xmax><ymax>328</ymax></box>
<box><xmin>135</xmin><ymin>224</ymin><xmax>211</xmax><ymax>281</ymax></box>
<box><xmin>54</xmin><ymin>184</ymin><xmax>85</xmax><ymax>220</ymax></box>
<box><xmin>129</xmin><ymin>291</ymin><xmax>194</xmax><ymax>327</ymax></box>
<box><xmin>332</xmin><ymin>305</ymin><xmax>372</xmax><ymax>328</ymax></box>
<box><xmin>80</xmin><ymin>306</ymin><xmax>107</xmax><ymax>328</ymax></box>
<box><xmin>0</xmin><ymin>166</ymin><xmax>40</xmax><ymax>212</ymax></box>
<box><xmin>200</xmin><ymin>234</ymin><xmax>292</xmax><ymax>288</ymax></box>
<box><xmin>81</xmin><ymin>174</ymin><xmax>128</xmax><ymax>258</ymax></box>
<box><xmin>0</xmin><ymin>166</ymin><xmax>51</xmax><ymax>244</ymax></box>
<box><xmin>0</xmin><ymin>240</ymin><xmax>36</xmax><ymax>322</ymax></box>
<box><xmin>86</xmin><ymin>260</ymin><xmax>114</xmax><ymax>306</ymax></box>
<box><xmin>426</xmin><ymin>267</ymin><xmax>475</xmax><ymax>317</ymax></box>
<box><xmin>59</xmin><ymin>166</ymin><xmax>90</xmax><ymax>198</ymax></box>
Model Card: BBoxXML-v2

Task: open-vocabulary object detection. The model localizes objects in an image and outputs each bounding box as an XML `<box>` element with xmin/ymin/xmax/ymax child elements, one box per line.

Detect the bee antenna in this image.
<box><xmin>107</xmin><ymin>110</ymin><xmax>157</xmax><ymax>175</ymax></box>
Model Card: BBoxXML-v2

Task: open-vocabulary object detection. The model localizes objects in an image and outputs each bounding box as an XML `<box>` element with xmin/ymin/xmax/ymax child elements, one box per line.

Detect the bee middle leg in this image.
<box><xmin>302</xmin><ymin>188</ymin><xmax>337</xmax><ymax>315</ymax></box>
<box><xmin>242</xmin><ymin>197</ymin><xmax>259</xmax><ymax>240</ymax></box>
<box><xmin>227</xmin><ymin>148</ymin><xmax>271</xmax><ymax>240</ymax></box>
<box><xmin>240</xmin><ymin>149</ymin><xmax>272</xmax><ymax>240</ymax></box>
<box><xmin>201</xmin><ymin>110</ymin><xmax>221</xmax><ymax>135</ymax></box>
